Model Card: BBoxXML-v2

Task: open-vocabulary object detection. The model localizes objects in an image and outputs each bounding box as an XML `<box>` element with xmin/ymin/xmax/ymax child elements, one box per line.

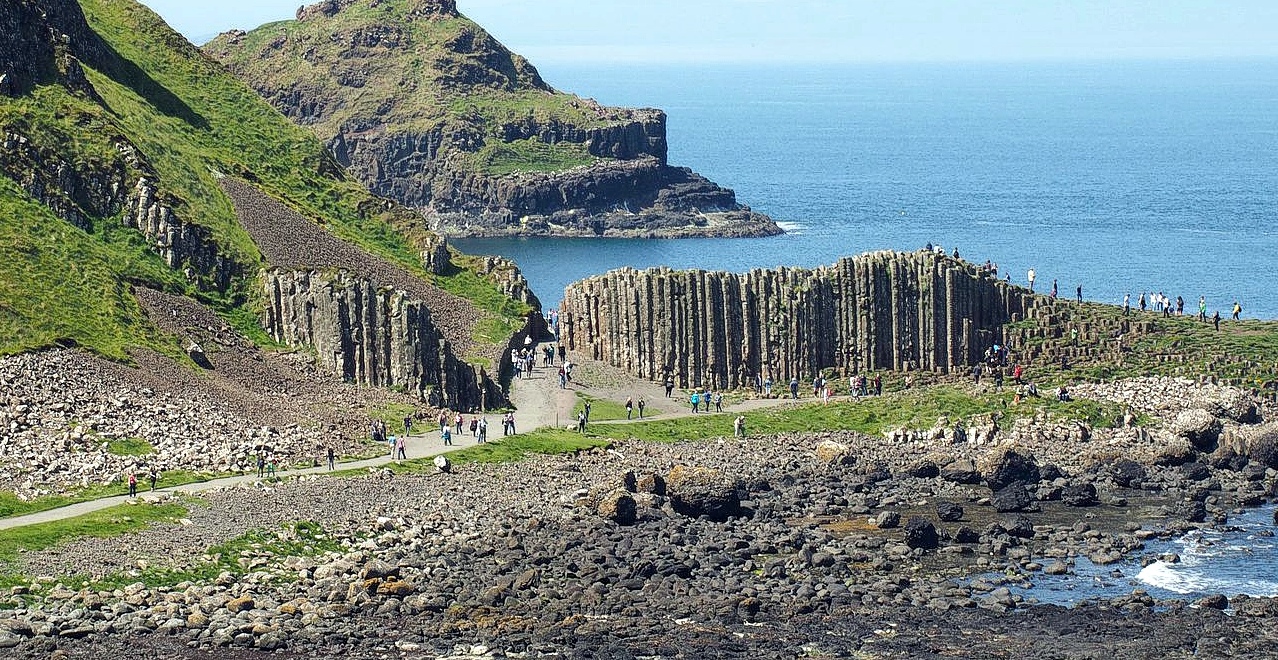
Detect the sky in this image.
<box><xmin>143</xmin><ymin>0</ymin><xmax>1278</xmax><ymax>65</ymax></box>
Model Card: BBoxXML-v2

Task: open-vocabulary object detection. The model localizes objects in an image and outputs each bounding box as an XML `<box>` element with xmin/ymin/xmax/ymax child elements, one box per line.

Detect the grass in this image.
<box><xmin>0</xmin><ymin>500</ymin><xmax>190</xmax><ymax>565</ymax></box>
<box><xmin>0</xmin><ymin>469</ymin><xmax>235</xmax><ymax>520</ymax></box>
<box><xmin>105</xmin><ymin>437</ymin><xmax>154</xmax><ymax>457</ymax></box>
<box><xmin>472</xmin><ymin>138</ymin><xmax>596</xmax><ymax>176</ymax></box>
<box><xmin>0</xmin><ymin>0</ymin><xmax>536</xmax><ymax>365</ymax></box>
<box><xmin>572</xmin><ymin>392</ymin><xmax>641</xmax><ymax>422</ymax></box>
<box><xmin>370</xmin><ymin>402</ymin><xmax>419</xmax><ymax>438</ymax></box>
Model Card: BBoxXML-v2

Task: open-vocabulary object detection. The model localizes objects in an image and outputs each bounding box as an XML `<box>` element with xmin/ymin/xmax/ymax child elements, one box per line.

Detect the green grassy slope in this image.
<box><xmin>0</xmin><ymin>0</ymin><xmax>527</xmax><ymax>360</ymax></box>
<box><xmin>205</xmin><ymin>0</ymin><xmax>635</xmax><ymax>176</ymax></box>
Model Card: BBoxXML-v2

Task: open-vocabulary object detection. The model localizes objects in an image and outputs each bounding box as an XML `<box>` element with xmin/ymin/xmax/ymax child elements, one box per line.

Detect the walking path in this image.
<box><xmin>0</xmin><ymin>342</ymin><xmax>817</xmax><ymax>532</ymax></box>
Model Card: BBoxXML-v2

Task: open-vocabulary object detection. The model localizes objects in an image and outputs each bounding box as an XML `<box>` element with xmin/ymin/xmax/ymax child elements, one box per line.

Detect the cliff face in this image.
<box><xmin>262</xmin><ymin>269</ymin><xmax>501</xmax><ymax>409</ymax></box>
<box><xmin>561</xmin><ymin>252</ymin><xmax>1037</xmax><ymax>389</ymax></box>
<box><xmin>205</xmin><ymin>0</ymin><xmax>780</xmax><ymax>238</ymax></box>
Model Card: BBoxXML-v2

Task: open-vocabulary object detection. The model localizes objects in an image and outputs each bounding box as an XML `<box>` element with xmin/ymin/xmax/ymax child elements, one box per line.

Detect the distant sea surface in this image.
<box><xmin>454</xmin><ymin>60</ymin><xmax>1278</xmax><ymax>316</ymax></box>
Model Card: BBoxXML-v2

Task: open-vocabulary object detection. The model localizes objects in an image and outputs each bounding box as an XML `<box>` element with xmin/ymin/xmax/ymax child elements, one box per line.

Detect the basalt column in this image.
<box><xmin>562</xmin><ymin>251</ymin><xmax>1031</xmax><ymax>388</ymax></box>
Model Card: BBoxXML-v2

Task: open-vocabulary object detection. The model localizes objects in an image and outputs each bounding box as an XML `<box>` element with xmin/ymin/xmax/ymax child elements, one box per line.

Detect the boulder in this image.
<box><xmin>634</xmin><ymin>472</ymin><xmax>666</xmax><ymax>495</ymax></box>
<box><xmin>1247</xmin><ymin>428</ymin><xmax>1278</xmax><ymax>470</ymax></box>
<box><xmin>433</xmin><ymin>455</ymin><xmax>451</xmax><ymax>473</ymax></box>
<box><xmin>1194</xmin><ymin>390</ymin><xmax>1258</xmax><ymax>424</ymax></box>
<box><xmin>226</xmin><ymin>595</ymin><xmax>254</xmax><ymax>613</ymax></box>
<box><xmin>815</xmin><ymin>439</ymin><xmax>856</xmax><ymax>466</ymax></box>
<box><xmin>1004</xmin><ymin>515</ymin><xmax>1035</xmax><ymax>539</ymax></box>
<box><xmin>991</xmin><ymin>482</ymin><xmax>1034</xmax><ymax>513</ymax></box>
<box><xmin>1061</xmin><ymin>482</ymin><xmax>1098</xmax><ymax>507</ymax></box>
<box><xmin>906</xmin><ymin>460</ymin><xmax>939</xmax><ymax>479</ymax></box>
<box><xmin>1170</xmin><ymin>408</ymin><xmax>1222</xmax><ymax>451</ymax></box>
<box><xmin>981</xmin><ymin>449</ymin><xmax>1040</xmax><ymax>490</ymax></box>
<box><xmin>902</xmin><ymin>517</ymin><xmax>939</xmax><ymax>549</ymax></box>
<box><xmin>1153</xmin><ymin>436</ymin><xmax>1196</xmax><ymax>466</ymax></box>
<box><xmin>361</xmin><ymin>559</ymin><xmax>399</xmax><ymax>580</ymax></box>
<box><xmin>953</xmin><ymin>526</ymin><xmax>980</xmax><ymax>544</ymax></box>
<box><xmin>1178</xmin><ymin>499</ymin><xmax>1208</xmax><ymax>524</ymax></box>
<box><xmin>875</xmin><ymin>510</ymin><xmax>901</xmax><ymax>529</ymax></box>
<box><xmin>596</xmin><ymin>489</ymin><xmax>637</xmax><ymax>525</ymax></box>
<box><xmin>1180</xmin><ymin>462</ymin><xmax>1211</xmax><ymax>482</ymax></box>
<box><xmin>940</xmin><ymin>459</ymin><xmax>982</xmax><ymax>485</ymax></box>
<box><xmin>935</xmin><ymin>501</ymin><xmax>964</xmax><ymax>522</ymax></box>
<box><xmin>1110</xmin><ymin>459</ymin><xmax>1147</xmax><ymax>488</ymax></box>
<box><xmin>666</xmin><ymin>465</ymin><xmax>741</xmax><ymax>521</ymax></box>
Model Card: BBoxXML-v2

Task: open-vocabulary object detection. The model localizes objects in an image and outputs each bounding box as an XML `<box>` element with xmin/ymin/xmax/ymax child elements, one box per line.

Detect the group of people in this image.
<box><xmin>126</xmin><ymin>466</ymin><xmax>161</xmax><ymax>496</ymax></box>
<box><xmin>689</xmin><ymin>390</ymin><xmax>725</xmax><ymax>413</ymax></box>
<box><xmin>1122</xmin><ymin>292</ymin><xmax>1243</xmax><ymax>330</ymax></box>
<box><xmin>623</xmin><ymin>396</ymin><xmax>646</xmax><ymax>420</ymax></box>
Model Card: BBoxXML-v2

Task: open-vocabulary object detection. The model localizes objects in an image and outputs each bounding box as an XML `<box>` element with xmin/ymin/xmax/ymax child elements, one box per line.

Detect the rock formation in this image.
<box><xmin>205</xmin><ymin>0</ymin><xmax>780</xmax><ymax>238</ymax></box>
<box><xmin>561</xmin><ymin>251</ymin><xmax>1038</xmax><ymax>389</ymax></box>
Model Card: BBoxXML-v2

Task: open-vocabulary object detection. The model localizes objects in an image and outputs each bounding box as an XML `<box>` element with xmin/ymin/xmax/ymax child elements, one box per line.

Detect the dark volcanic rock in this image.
<box><xmin>666</xmin><ymin>465</ymin><xmax>741</xmax><ymax>521</ymax></box>
<box><xmin>991</xmin><ymin>482</ymin><xmax>1035</xmax><ymax>513</ymax></box>
<box><xmin>941</xmin><ymin>459</ymin><xmax>984</xmax><ymax>485</ymax></box>
<box><xmin>875</xmin><ymin>511</ymin><xmax>901</xmax><ymax>529</ymax></box>
<box><xmin>983</xmin><ymin>449</ymin><xmax>1042</xmax><ymax>490</ymax></box>
<box><xmin>903</xmin><ymin>517</ymin><xmax>940</xmax><ymax>550</ymax></box>
<box><xmin>1111</xmin><ymin>459</ymin><xmax>1147</xmax><ymax>488</ymax></box>
<box><xmin>1061</xmin><ymin>482</ymin><xmax>1099</xmax><ymax>507</ymax></box>
<box><xmin>936</xmin><ymin>501</ymin><xmax>965</xmax><ymax>522</ymax></box>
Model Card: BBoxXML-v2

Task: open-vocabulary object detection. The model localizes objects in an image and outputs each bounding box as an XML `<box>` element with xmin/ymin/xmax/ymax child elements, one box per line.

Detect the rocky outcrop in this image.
<box><xmin>561</xmin><ymin>251</ymin><xmax>1037</xmax><ymax>390</ymax></box>
<box><xmin>206</xmin><ymin>0</ymin><xmax>780</xmax><ymax>238</ymax></box>
<box><xmin>262</xmin><ymin>269</ymin><xmax>501</xmax><ymax>411</ymax></box>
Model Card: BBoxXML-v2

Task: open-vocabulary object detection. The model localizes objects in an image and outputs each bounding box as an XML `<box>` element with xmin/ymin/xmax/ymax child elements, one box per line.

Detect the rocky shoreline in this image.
<box><xmin>3</xmin><ymin>377</ymin><xmax>1276</xmax><ymax>658</ymax></box>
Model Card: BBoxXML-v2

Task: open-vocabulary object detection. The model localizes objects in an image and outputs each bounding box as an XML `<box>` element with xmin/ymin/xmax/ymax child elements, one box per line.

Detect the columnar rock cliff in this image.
<box><xmin>262</xmin><ymin>269</ymin><xmax>500</xmax><ymax>410</ymax></box>
<box><xmin>561</xmin><ymin>251</ymin><xmax>1037</xmax><ymax>389</ymax></box>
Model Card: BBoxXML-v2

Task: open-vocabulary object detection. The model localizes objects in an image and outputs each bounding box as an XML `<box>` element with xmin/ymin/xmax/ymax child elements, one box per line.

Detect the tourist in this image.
<box><xmin>714</xmin><ymin>391</ymin><xmax>723</xmax><ymax>413</ymax></box>
<box><xmin>1176</xmin><ymin>295</ymin><xmax>1184</xmax><ymax>315</ymax></box>
<box><xmin>1123</xmin><ymin>293</ymin><xmax>1131</xmax><ymax>316</ymax></box>
<box><xmin>558</xmin><ymin>367</ymin><xmax>567</xmax><ymax>389</ymax></box>
<box><xmin>690</xmin><ymin>391</ymin><xmax>700</xmax><ymax>413</ymax></box>
<box><xmin>1027</xmin><ymin>268</ymin><xmax>1036</xmax><ymax>292</ymax></box>
<box><xmin>992</xmin><ymin>366</ymin><xmax>1004</xmax><ymax>390</ymax></box>
<box><xmin>583</xmin><ymin>401</ymin><xmax>592</xmax><ymax>421</ymax></box>
<box><xmin>1057</xmin><ymin>386</ymin><xmax>1071</xmax><ymax>402</ymax></box>
<box><xmin>577</xmin><ymin>410</ymin><xmax>587</xmax><ymax>433</ymax></box>
<box><xmin>1233</xmin><ymin>301</ymin><xmax>1242</xmax><ymax>321</ymax></box>
<box><xmin>874</xmin><ymin>375</ymin><xmax>882</xmax><ymax>396</ymax></box>
<box><xmin>403</xmin><ymin>414</ymin><xmax>413</xmax><ymax>437</ymax></box>
<box><xmin>637</xmin><ymin>397</ymin><xmax>646</xmax><ymax>419</ymax></box>
<box><xmin>1199</xmin><ymin>296</ymin><xmax>1207</xmax><ymax>321</ymax></box>
<box><xmin>470</xmin><ymin>416</ymin><xmax>479</xmax><ymax>438</ymax></box>
<box><xmin>454</xmin><ymin>413</ymin><xmax>463</xmax><ymax>435</ymax></box>
<box><xmin>1012</xmin><ymin>363</ymin><xmax>1024</xmax><ymax>385</ymax></box>
<box><xmin>763</xmin><ymin>376</ymin><xmax>773</xmax><ymax>396</ymax></box>
<box><xmin>1050</xmin><ymin>279</ymin><xmax>1058</xmax><ymax>298</ymax></box>
<box><xmin>625</xmin><ymin>396</ymin><xmax>634</xmax><ymax>420</ymax></box>
<box><xmin>478</xmin><ymin>417</ymin><xmax>488</xmax><ymax>443</ymax></box>
<box><xmin>148</xmin><ymin>468</ymin><xmax>157</xmax><ymax>492</ymax></box>
<box><xmin>1138</xmin><ymin>292</ymin><xmax>1146</xmax><ymax>312</ymax></box>
<box><xmin>848</xmin><ymin>374</ymin><xmax>858</xmax><ymax>398</ymax></box>
<box><xmin>1076</xmin><ymin>284</ymin><xmax>1083</xmax><ymax>303</ymax></box>
<box><xmin>1070</xmin><ymin>327</ymin><xmax>1079</xmax><ymax>346</ymax></box>
<box><xmin>256</xmin><ymin>452</ymin><xmax>265</xmax><ymax>478</ymax></box>
<box><xmin>396</xmin><ymin>435</ymin><xmax>406</xmax><ymax>459</ymax></box>
<box><xmin>507</xmin><ymin>413</ymin><xmax>516</xmax><ymax>435</ymax></box>
<box><xmin>127</xmin><ymin>472</ymin><xmax>137</xmax><ymax>497</ymax></box>
<box><xmin>442</xmin><ymin>426</ymin><xmax>452</xmax><ymax>446</ymax></box>
<box><xmin>326</xmin><ymin>446</ymin><xmax>335</xmax><ymax>471</ymax></box>
<box><xmin>971</xmin><ymin>363</ymin><xmax>982</xmax><ymax>385</ymax></box>
<box><xmin>789</xmin><ymin>377</ymin><xmax>799</xmax><ymax>399</ymax></box>
<box><xmin>1213</xmin><ymin>310</ymin><xmax>1221</xmax><ymax>331</ymax></box>
<box><xmin>557</xmin><ymin>344</ymin><xmax>566</xmax><ymax>363</ymax></box>
<box><xmin>664</xmin><ymin>377</ymin><xmax>674</xmax><ymax>397</ymax></box>
<box><xmin>822</xmin><ymin>385</ymin><xmax>831</xmax><ymax>405</ymax></box>
<box><xmin>267</xmin><ymin>455</ymin><xmax>276</xmax><ymax>479</ymax></box>
<box><xmin>733</xmin><ymin>415</ymin><xmax>746</xmax><ymax>439</ymax></box>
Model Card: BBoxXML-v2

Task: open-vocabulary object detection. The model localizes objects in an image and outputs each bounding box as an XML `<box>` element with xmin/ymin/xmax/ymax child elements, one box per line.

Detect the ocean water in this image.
<box><xmin>994</xmin><ymin>504</ymin><xmax>1278</xmax><ymax>606</ymax></box>
<box><xmin>454</xmin><ymin>59</ymin><xmax>1278</xmax><ymax>316</ymax></box>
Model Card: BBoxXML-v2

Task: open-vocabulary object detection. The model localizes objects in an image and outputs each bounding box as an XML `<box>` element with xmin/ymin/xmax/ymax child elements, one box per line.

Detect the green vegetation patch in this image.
<box><xmin>0</xmin><ymin>500</ymin><xmax>189</xmax><ymax>565</ymax></box>
<box><xmin>0</xmin><ymin>469</ymin><xmax>233</xmax><ymax>520</ymax></box>
<box><xmin>105</xmin><ymin>437</ymin><xmax>154</xmax><ymax>457</ymax></box>
<box><xmin>472</xmin><ymin>138</ymin><xmax>595</xmax><ymax>176</ymax></box>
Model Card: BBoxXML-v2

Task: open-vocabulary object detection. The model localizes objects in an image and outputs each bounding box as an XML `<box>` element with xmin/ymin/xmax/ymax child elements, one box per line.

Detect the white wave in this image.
<box><xmin>1138</xmin><ymin>561</ymin><xmax>1278</xmax><ymax>597</ymax></box>
<box><xmin>775</xmin><ymin>221</ymin><xmax>806</xmax><ymax>232</ymax></box>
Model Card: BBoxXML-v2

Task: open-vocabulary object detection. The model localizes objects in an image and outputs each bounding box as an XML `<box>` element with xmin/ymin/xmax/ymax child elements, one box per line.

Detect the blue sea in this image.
<box><xmin>454</xmin><ymin>59</ymin><xmax>1278</xmax><ymax>316</ymax></box>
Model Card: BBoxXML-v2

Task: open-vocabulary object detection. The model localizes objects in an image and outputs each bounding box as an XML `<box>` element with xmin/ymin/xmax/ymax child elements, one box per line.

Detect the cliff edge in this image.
<box><xmin>205</xmin><ymin>0</ymin><xmax>781</xmax><ymax>239</ymax></box>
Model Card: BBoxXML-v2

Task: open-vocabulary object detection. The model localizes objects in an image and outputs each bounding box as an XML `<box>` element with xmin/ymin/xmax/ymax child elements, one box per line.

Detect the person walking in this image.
<box><xmin>789</xmin><ymin>377</ymin><xmax>799</xmax><ymax>399</ymax></box>
<box><xmin>637</xmin><ymin>397</ymin><xmax>646</xmax><ymax>419</ymax></box>
<box><xmin>1199</xmin><ymin>296</ymin><xmax>1207</xmax><ymax>322</ymax></box>
<box><xmin>733</xmin><ymin>415</ymin><xmax>746</xmax><ymax>439</ymax></box>
<box><xmin>690</xmin><ymin>391</ymin><xmax>700</xmax><ymax>413</ymax></box>
<box><xmin>442</xmin><ymin>426</ymin><xmax>453</xmax><ymax>446</ymax></box>
<box><xmin>1076</xmin><ymin>284</ymin><xmax>1082</xmax><ymax>303</ymax></box>
<box><xmin>1027</xmin><ymin>268</ymin><xmax>1036</xmax><ymax>292</ymax></box>
<box><xmin>1233</xmin><ymin>301</ymin><xmax>1242</xmax><ymax>321</ymax></box>
<box><xmin>256</xmin><ymin>452</ymin><xmax>265</xmax><ymax>478</ymax></box>
<box><xmin>396</xmin><ymin>435</ymin><xmax>406</xmax><ymax>460</ymax></box>
<box><xmin>625</xmin><ymin>397</ymin><xmax>634</xmax><ymax>420</ymax></box>
<box><xmin>326</xmin><ymin>446</ymin><xmax>335</xmax><ymax>471</ymax></box>
<box><xmin>1213</xmin><ymin>310</ymin><xmax>1221</xmax><ymax>331</ymax></box>
<box><xmin>148</xmin><ymin>468</ymin><xmax>157</xmax><ymax>492</ymax></box>
<box><xmin>1123</xmin><ymin>293</ymin><xmax>1131</xmax><ymax>316</ymax></box>
<box><xmin>127</xmin><ymin>472</ymin><xmax>137</xmax><ymax>497</ymax></box>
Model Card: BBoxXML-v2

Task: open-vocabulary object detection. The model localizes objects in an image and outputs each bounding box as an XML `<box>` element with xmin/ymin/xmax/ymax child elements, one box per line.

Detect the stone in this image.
<box><xmin>597</xmin><ymin>489</ymin><xmax>637</xmax><ymax>525</ymax></box>
<box><xmin>1044</xmin><ymin>561</ymin><xmax>1069</xmax><ymax>575</ymax></box>
<box><xmin>991</xmin><ymin>482</ymin><xmax>1034</xmax><ymax>513</ymax></box>
<box><xmin>935</xmin><ymin>501</ymin><xmax>964</xmax><ymax>522</ymax></box>
<box><xmin>815</xmin><ymin>440</ymin><xmax>855</xmax><ymax>466</ymax></box>
<box><xmin>940</xmin><ymin>459</ymin><xmax>983</xmax><ymax>485</ymax></box>
<box><xmin>665</xmin><ymin>465</ymin><xmax>741</xmax><ymax>521</ymax></box>
<box><xmin>361</xmin><ymin>559</ymin><xmax>399</xmax><ymax>580</ymax></box>
<box><xmin>902</xmin><ymin>517</ymin><xmax>939</xmax><ymax>550</ymax></box>
<box><xmin>1170</xmin><ymin>409</ymin><xmax>1222</xmax><ymax>451</ymax></box>
<box><xmin>377</xmin><ymin>580</ymin><xmax>415</xmax><ymax>597</ymax></box>
<box><xmin>875</xmin><ymin>511</ymin><xmax>901</xmax><ymax>529</ymax></box>
<box><xmin>1061</xmin><ymin>482</ymin><xmax>1098</xmax><ymax>507</ymax></box>
<box><xmin>981</xmin><ymin>449</ymin><xmax>1041</xmax><ymax>490</ymax></box>
<box><xmin>1110</xmin><ymin>459</ymin><xmax>1147</xmax><ymax>488</ymax></box>
<box><xmin>226</xmin><ymin>595</ymin><xmax>255</xmax><ymax>613</ymax></box>
<box><xmin>434</xmin><ymin>455</ymin><xmax>451</xmax><ymax>473</ymax></box>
